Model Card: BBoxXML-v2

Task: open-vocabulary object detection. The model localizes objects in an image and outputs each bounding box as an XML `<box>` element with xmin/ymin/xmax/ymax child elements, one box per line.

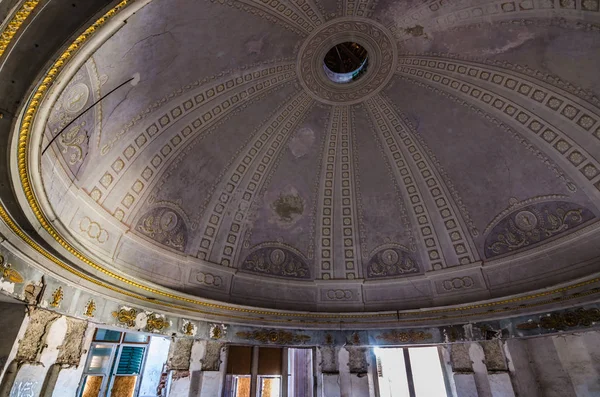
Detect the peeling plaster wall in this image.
<box><xmin>166</xmin><ymin>339</ymin><xmax>197</xmax><ymax>397</ymax></box>
<box><xmin>11</xmin><ymin>316</ymin><xmax>66</xmax><ymax>396</ymax></box>
<box><xmin>55</xmin><ymin>319</ymin><xmax>87</xmax><ymax>367</ymax></box>
<box><xmin>15</xmin><ymin>310</ymin><xmax>60</xmax><ymax>363</ymax></box>
<box><xmin>52</xmin><ymin>325</ymin><xmax>95</xmax><ymax>397</ymax></box>
<box><xmin>0</xmin><ymin>310</ymin><xmax>90</xmax><ymax>397</ymax></box>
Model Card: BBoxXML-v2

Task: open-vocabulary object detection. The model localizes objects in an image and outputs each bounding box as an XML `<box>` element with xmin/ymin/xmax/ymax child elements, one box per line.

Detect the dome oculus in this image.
<box><xmin>297</xmin><ymin>18</ymin><xmax>397</xmax><ymax>105</ymax></box>
<box><xmin>323</xmin><ymin>42</ymin><xmax>368</xmax><ymax>84</ymax></box>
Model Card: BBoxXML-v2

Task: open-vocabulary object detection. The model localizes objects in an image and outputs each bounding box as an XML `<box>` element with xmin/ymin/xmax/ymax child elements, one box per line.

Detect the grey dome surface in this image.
<box><xmin>36</xmin><ymin>0</ymin><xmax>600</xmax><ymax>313</ymax></box>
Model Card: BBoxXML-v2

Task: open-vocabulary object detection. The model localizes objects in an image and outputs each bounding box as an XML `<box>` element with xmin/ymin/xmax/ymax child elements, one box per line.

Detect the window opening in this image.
<box><xmin>323</xmin><ymin>42</ymin><xmax>368</xmax><ymax>84</ymax></box>
<box><xmin>226</xmin><ymin>346</ymin><xmax>314</xmax><ymax>397</ymax></box>
<box><xmin>287</xmin><ymin>348</ymin><xmax>313</xmax><ymax>397</ymax></box>
<box><xmin>374</xmin><ymin>346</ymin><xmax>448</xmax><ymax>397</ymax></box>
<box><xmin>257</xmin><ymin>375</ymin><xmax>280</xmax><ymax>397</ymax></box>
<box><xmin>93</xmin><ymin>328</ymin><xmax>122</xmax><ymax>342</ymax></box>
<box><xmin>78</xmin><ymin>328</ymin><xmax>152</xmax><ymax>397</ymax></box>
<box><xmin>408</xmin><ymin>347</ymin><xmax>447</xmax><ymax>397</ymax></box>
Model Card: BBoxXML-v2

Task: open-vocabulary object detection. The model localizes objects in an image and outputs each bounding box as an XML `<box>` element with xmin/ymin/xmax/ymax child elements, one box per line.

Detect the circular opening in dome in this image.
<box><xmin>323</xmin><ymin>42</ymin><xmax>368</xmax><ymax>84</ymax></box>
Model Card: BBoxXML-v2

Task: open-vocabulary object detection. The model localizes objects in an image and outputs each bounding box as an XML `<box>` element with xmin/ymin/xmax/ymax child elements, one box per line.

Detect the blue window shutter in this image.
<box><xmin>116</xmin><ymin>346</ymin><xmax>145</xmax><ymax>375</ymax></box>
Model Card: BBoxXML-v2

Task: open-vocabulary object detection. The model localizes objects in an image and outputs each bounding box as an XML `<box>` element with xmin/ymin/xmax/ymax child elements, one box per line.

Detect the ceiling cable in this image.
<box><xmin>41</xmin><ymin>77</ymin><xmax>134</xmax><ymax>156</ymax></box>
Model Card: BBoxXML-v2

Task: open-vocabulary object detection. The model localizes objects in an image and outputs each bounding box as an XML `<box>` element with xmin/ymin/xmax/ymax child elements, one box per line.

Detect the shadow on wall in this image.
<box><xmin>0</xmin><ymin>301</ymin><xmax>26</xmax><ymax>374</ymax></box>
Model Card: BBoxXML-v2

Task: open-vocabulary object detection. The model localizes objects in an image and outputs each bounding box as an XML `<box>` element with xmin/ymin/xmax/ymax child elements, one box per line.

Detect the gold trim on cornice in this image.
<box><xmin>0</xmin><ymin>1</ymin><xmax>39</xmax><ymax>58</ymax></box>
<box><xmin>5</xmin><ymin>0</ymin><xmax>600</xmax><ymax>325</ymax></box>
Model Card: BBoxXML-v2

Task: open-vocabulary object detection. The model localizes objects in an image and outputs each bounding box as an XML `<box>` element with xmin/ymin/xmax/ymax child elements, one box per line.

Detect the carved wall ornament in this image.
<box><xmin>517</xmin><ymin>308</ymin><xmax>600</xmax><ymax>331</ymax></box>
<box><xmin>146</xmin><ymin>313</ymin><xmax>170</xmax><ymax>332</ymax></box>
<box><xmin>325</xmin><ymin>333</ymin><xmax>334</xmax><ymax>345</ymax></box>
<box><xmin>136</xmin><ymin>207</ymin><xmax>188</xmax><ymax>252</ymax></box>
<box><xmin>241</xmin><ymin>246</ymin><xmax>311</xmax><ymax>279</ymax></box>
<box><xmin>44</xmin><ymin>61</ymin><xmax>99</xmax><ymax>175</ymax></box>
<box><xmin>484</xmin><ymin>196</ymin><xmax>567</xmax><ymax>235</ymax></box>
<box><xmin>79</xmin><ymin>216</ymin><xmax>109</xmax><ymax>244</ymax></box>
<box><xmin>442</xmin><ymin>276</ymin><xmax>474</xmax><ymax>291</ymax></box>
<box><xmin>326</xmin><ymin>289</ymin><xmax>353</xmax><ymax>300</ymax></box>
<box><xmin>59</xmin><ymin>122</ymin><xmax>88</xmax><ymax>165</ymax></box>
<box><xmin>192</xmin><ymin>271</ymin><xmax>223</xmax><ymax>287</ymax></box>
<box><xmin>315</xmin><ymin>105</ymin><xmax>361</xmax><ymax>279</ymax></box>
<box><xmin>364</xmin><ymin>99</ymin><xmax>445</xmax><ymax>269</ymax></box>
<box><xmin>236</xmin><ymin>329</ymin><xmax>311</xmax><ymax>344</ymax></box>
<box><xmin>349</xmin><ymin>332</ymin><xmax>361</xmax><ymax>345</ymax></box>
<box><xmin>485</xmin><ymin>200</ymin><xmax>594</xmax><ymax>258</ymax></box>
<box><xmin>0</xmin><ymin>256</ymin><xmax>24</xmax><ymax>284</ymax></box>
<box><xmin>209</xmin><ymin>323</ymin><xmax>227</xmax><ymax>339</ymax></box>
<box><xmin>84</xmin><ymin>300</ymin><xmax>96</xmax><ymax>317</ymax></box>
<box><xmin>376</xmin><ymin>330</ymin><xmax>433</xmax><ymax>343</ymax></box>
<box><xmin>50</xmin><ymin>287</ymin><xmax>63</xmax><ymax>307</ymax></box>
<box><xmin>112</xmin><ymin>307</ymin><xmax>138</xmax><ymax>327</ymax></box>
<box><xmin>366</xmin><ymin>247</ymin><xmax>420</xmax><ymax>278</ymax></box>
<box><xmin>182</xmin><ymin>320</ymin><xmax>197</xmax><ymax>336</ymax></box>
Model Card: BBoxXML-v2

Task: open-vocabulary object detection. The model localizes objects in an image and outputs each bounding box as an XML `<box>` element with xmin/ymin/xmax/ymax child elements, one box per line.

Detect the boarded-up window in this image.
<box><xmin>258</xmin><ymin>347</ymin><xmax>282</xmax><ymax>375</ymax></box>
<box><xmin>227</xmin><ymin>346</ymin><xmax>253</xmax><ymax>375</ymax></box>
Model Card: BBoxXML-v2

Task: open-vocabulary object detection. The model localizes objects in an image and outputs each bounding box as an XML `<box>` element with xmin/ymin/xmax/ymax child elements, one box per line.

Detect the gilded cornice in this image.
<box><xmin>0</xmin><ymin>1</ymin><xmax>39</xmax><ymax>58</ymax></box>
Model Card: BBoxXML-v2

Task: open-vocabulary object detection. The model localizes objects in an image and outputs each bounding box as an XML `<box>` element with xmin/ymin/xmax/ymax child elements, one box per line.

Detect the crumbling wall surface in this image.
<box><xmin>320</xmin><ymin>346</ymin><xmax>338</xmax><ymax>374</ymax></box>
<box><xmin>480</xmin><ymin>340</ymin><xmax>507</xmax><ymax>371</ymax></box>
<box><xmin>10</xmin><ymin>315</ymin><xmax>67</xmax><ymax>397</ymax></box>
<box><xmin>346</xmin><ymin>346</ymin><xmax>368</xmax><ymax>374</ymax></box>
<box><xmin>55</xmin><ymin>318</ymin><xmax>88</xmax><ymax>367</ymax></box>
<box><xmin>52</xmin><ymin>324</ymin><xmax>96</xmax><ymax>397</ymax></box>
<box><xmin>201</xmin><ymin>341</ymin><xmax>223</xmax><ymax>371</ymax></box>
<box><xmin>15</xmin><ymin>309</ymin><xmax>60</xmax><ymax>363</ymax></box>
<box><xmin>168</xmin><ymin>339</ymin><xmax>193</xmax><ymax>371</ymax></box>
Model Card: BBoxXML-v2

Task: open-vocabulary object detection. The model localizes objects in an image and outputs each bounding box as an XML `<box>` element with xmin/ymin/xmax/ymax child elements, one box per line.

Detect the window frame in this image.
<box><xmin>374</xmin><ymin>345</ymin><xmax>451</xmax><ymax>397</ymax></box>
<box><xmin>78</xmin><ymin>328</ymin><xmax>151</xmax><ymax>397</ymax></box>
<box><xmin>225</xmin><ymin>345</ymin><xmax>315</xmax><ymax>397</ymax></box>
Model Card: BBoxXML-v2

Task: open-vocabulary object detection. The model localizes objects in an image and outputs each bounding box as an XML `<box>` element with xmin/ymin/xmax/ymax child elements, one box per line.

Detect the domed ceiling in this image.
<box><xmin>34</xmin><ymin>0</ymin><xmax>600</xmax><ymax>312</ymax></box>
